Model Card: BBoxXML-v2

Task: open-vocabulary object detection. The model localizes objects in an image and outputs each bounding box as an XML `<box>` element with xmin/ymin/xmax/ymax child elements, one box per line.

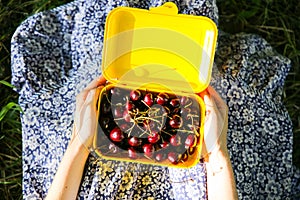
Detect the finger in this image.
<box><xmin>200</xmin><ymin>87</ymin><xmax>227</xmax><ymax>122</ymax></box>
<box><xmin>81</xmin><ymin>87</ymin><xmax>102</xmax><ymax>113</ymax></box>
<box><xmin>85</xmin><ymin>88</ymin><xmax>97</xmax><ymax>104</ymax></box>
<box><xmin>203</xmin><ymin>87</ymin><xmax>229</xmax><ymax>153</ymax></box>
<box><xmin>76</xmin><ymin>92</ymin><xmax>89</xmax><ymax>112</ymax></box>
<box><xmin>200</xmin><ymin>137</ymin><xmax>209</xmax><ymax>160</ymax></box>
<box><xmin>203</xmin><ymin>104</ymin><xmax>219</xmax><ymax>152</ymax></box>
<box><xmin>200</xmin><ymin>89</ymin><xmax>223</xmax><ymax>153</ymax></box>
<box><xmin>199</xmin><ymin>89</ymin><xmax>215</xmax><ymax>109</ymax></box>
<box><xmin>79</xmin><ymin>87</ymin><xmax>100</xmax><ymax>113</ymax></box>
<box><xmin>84</xmin><ymin>76</ymin><xmax>106</xmax><ymax>91</ymax></box>
<box><xmin>206</xmin><ymin>86</ymin><xmax>227</xmax><ymax>110</ymax></box>
<box><xmin>75</xmin><ymin>88</ymin><xmax>97</xmax><ymax>133</ymax></box>
<box><xmin>200</xmin><ymin>86</ymin><xmax>225</xmax><ymax>107</ymax></box>
<box><xmin>76</xmin><ymin>76</ymin><xmax>106</xmax><ymax>110</ymax></box>
<box><xmin>76</xmin><ymin>88</ymin><xmax>102</xmax><ymax>148</ymax></box>
<box><xmin>203</xmin><ymin>93</ymin><xmax>215</xmax><ymax>109</ymax></box>
<box><xmin>198</xmin><ymin>89</ymin><xmax>208</xmax><ymax>102</ymax></box>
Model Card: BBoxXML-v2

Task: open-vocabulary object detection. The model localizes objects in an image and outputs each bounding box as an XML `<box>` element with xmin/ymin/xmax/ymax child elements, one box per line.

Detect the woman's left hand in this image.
<box><xmin>200</xmin><ymin>86</ymin><xmax>228</xmax><ymax>156</ymax></box>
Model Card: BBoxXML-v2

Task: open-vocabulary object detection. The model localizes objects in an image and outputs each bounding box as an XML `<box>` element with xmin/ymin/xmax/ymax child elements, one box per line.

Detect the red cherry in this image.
<box><xmin>128</xmin><ymin>136</ymin><xmax>142</xmax><ymax>147</ymax></box>
<box><xmin>126</xmin><ymin>101</ymin><xmax>134</xmax><ymax>111</ymax></box>
<box><xmin>128</xmin><ymin>147</ymin><xmax>138</xmax><ymax>159</ymax></box>
<box><xmin>156</xmin><ymin>92</ymin><xmax>169</xmax><ymax>105</ymax></box>
<box><xmin>155</xmin><ymin>152</ymin><xmax>166</xmax><ymax>162</ymax></box>
<box><xmin>123</xmin><ymin>110</ymin><xmax>131</xmax><ymax>122</ymax></box>
<box><xmin>130</xmin><ymin>90</ymin><xmax>141</xmax><ymax>101</ymax></box>
<box><xmin>170</xmin><ymin>134</ymin><xmax>181</xmax><ymax>146</ymax></box>
<box><xmin>148</xmin><ymin>131</ymin><xmax>160</xmax><ymax>144</ymax></box>
<box><xmin>144</xmin><ymin>93</ymin><xmax>154</xmax><ymax>107</ymax></box>
<box><xmin>169</xmin><ymin>115</ymin><xmax>182</xmax><ymax>129</ymax></box>
<box><xmin>180</xmin><ymin>96</ymin><xmax>190</xmax><ymax>106</ymax></box>
<box><xmin>160</xmin><ymin>141</ymin><xmax>169</xmax><ymax>148</ymax></box>
<box><xmin>168</xmin><ymin>152</ymin><xmax>179</xmax><ymax>164</ymax></box>
<box><xmin>119</xmin><ymin>123</ymin><xmax>130</xmax><ymax>132</ymax></box>
<box><xmin>113</xmin><ymin>106</ymin><xmax>123</xmax><ymax>118</ymax></box>
<box><xmin>185</xmin><ymin>134</ymin><xmax>197</xmax><ymax>148</ymax></box>
<box><xmin>110</xmin><ymin>87</ymin><xmax>121</xmax><ymax>96</ymax></box>
<box><xmin>109</xmin><ymin>127</ymin><xmax>124</xmax><ymax>142</ymax></box>
<box><xmin>143</xmin><ymin>143</ymin><xmax>155</xmax><ymax>157</ymax></box>
<box><xmin>170</xmin><ymin>98</ymin><xmax>180</xmax><ymax>108</ymax></box>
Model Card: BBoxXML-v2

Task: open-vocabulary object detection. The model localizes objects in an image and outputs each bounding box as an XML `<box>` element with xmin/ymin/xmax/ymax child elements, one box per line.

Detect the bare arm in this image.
<box><xmin>45</xmin><ymin>135</ymin><xmax>89</xmax><ymax>200</ymax></box>
<box><xmin>206</xmin><ymin>148</ymin><xmax>238</xmax><ymax>200</ymax></box>
<box><xmin>201</xmin><ymin>87</ymin><xmax>238</xmax><ymax>200</ymax></box>
<box><xmin>46</xmin><ymin>76</ymin><xmax>106</xmax><ymax>199</ymax></box>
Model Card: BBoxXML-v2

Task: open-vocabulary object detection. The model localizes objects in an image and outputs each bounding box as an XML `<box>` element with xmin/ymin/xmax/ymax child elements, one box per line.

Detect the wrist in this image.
<box><xmin>69</xmin><ymin>135</ymin><xmax>90</xmax><ymax>156</ymax></box>
<box><xmin>203</xmin><ymin>146</ymin><xmax>230</xmax><ymax>163</ymax></box>
<box><xmin>71</xmin><ymin>124</ymin><xmax>93</xmax><ymax>153</ymax></box>
<box><xmin>205</xmin><ymin>147</ymin><xmax>233</xmax><ymax>176</ymax></box>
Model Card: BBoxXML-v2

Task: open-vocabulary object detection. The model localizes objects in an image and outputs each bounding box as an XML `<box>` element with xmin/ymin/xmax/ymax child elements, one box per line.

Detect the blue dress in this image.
<box><xmin>11</xmin><ymin>0</ymin><xmax>299</xmax><ymax>199</ymax></box>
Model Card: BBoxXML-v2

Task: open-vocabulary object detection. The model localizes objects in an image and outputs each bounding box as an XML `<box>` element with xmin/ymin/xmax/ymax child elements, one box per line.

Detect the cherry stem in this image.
<box><xmin>187</xmin><ymin>114</ymin><xmax>199</xmax><ymax>118</ymax></box>
<box><xmin>104</xmin><ymin>89</ymin><xmax>112</xmax><ymax>104</ymax></box>
<box><xmin>144</xmin><ymin>154</ymin><xmax>154</xmax><ymax>161</ymax></box>
<box><xmin>184</xmin><ymin>101</ymin><xmax>193</xmax><ymax>108</ymax></box>
<box><xmin>113</xmin><ymin>118</ymin><xmax>126</xmax><ymax>121</ymax></box>
<box><xmin>141</xmin><ymin>100</ymin><xmax>151</xmax><ymax>109</ymax></box>
<box><xmin>177</xmin><ymin>129</ymin><xmax>194</xmax><ymax>133</ymax></box>
<box><xmin>136</xmin><ymin>116</ymin><xmax>162</xmax><ymax>126</ymax></box>
<box><xmin>125</xmin><ymin>123</ymin><xmax>136</xmax><ymax>137</ymax></box>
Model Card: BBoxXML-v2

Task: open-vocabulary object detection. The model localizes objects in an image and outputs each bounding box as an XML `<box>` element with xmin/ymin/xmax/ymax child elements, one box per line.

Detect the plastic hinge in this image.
<box><xmin>149</xmin><ymin>2</ymin><xmax>178</xmax><ymax>15</ymax></box>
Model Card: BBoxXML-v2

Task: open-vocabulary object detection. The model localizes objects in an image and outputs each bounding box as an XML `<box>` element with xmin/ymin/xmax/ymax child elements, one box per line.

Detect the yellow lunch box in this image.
<box><xmin>93</xmin><ymin>2</ymin><xmax>218</xmax><ymax>168</ymax></box>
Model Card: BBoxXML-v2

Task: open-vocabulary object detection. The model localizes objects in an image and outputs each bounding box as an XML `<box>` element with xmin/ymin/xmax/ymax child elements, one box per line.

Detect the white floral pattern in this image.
<box><xmin>211</xmin><ymin>32</ymin><xmax>300</xmax><ymax>199</ymax></box>
<box><xmin>11</xmin><ymin>0</ymin><xmax>300</xmax><ymax>199</ymax></box>
<box><xmin>11</xmin><ymin>0</ymin><xmax>219</xmax><ymax>199</ymax></box>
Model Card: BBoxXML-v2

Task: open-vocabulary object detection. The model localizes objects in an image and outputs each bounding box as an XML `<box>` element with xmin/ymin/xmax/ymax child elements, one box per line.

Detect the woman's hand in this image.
<box><xmin>46</xmin><ymin>76</ymin><xmax>107</xmax><ymax>200</ymax></box>
<box><xmin>200</xmin><ymin>86</ymin><xmax>228</xmax><ymax>157</ymax></box>
<box><xmin>199</xmin><ymin>86</ymin><xmax>238</xmax><ymax>200</ymax></box>
<box><xmin>73</xmin><ymin>76</ymin><xmax>107</xmax><ymax>149</ymax></box>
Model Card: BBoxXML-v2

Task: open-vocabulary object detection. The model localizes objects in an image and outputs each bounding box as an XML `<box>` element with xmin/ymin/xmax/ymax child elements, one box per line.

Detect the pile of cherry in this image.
<box><xmin>97</xmin><ymin>86</ymin><xmax>201</xmax><ymax>165</ymax></box>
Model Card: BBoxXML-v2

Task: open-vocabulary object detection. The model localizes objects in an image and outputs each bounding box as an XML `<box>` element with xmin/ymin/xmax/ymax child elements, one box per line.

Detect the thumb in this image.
<box><xmin>200</xmin><ymin>86</ymin><xmax>228</xmax><ymax>154</ymax></box>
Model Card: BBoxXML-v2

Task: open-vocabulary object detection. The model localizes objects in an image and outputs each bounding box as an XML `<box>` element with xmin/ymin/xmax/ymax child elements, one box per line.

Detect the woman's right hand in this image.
<box><xmin>73</xmin><ymin>76</ymin><xmax>107</xmax><ymax>149</ymax></box>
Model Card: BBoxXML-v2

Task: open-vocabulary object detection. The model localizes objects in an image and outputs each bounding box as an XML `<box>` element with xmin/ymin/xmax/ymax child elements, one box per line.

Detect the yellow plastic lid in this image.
<box><xmin>102</xmin><ymin>2</ymin><xmax>218</xmax><ymax>93</ymax></box>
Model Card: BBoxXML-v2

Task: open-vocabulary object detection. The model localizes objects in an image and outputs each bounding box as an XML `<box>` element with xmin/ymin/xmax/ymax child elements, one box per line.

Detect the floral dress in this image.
<box><xmin>11</xmin><ymin>0</ymin><xmax>299</xmax><ymax>199</ymax></box>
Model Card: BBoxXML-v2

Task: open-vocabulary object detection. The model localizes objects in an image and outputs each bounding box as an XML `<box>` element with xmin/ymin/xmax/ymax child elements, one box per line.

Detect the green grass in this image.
<box><xmin>0</xmin><ymin>0</ymin><xmax>299</xmax><ymax>199</ymax></box>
